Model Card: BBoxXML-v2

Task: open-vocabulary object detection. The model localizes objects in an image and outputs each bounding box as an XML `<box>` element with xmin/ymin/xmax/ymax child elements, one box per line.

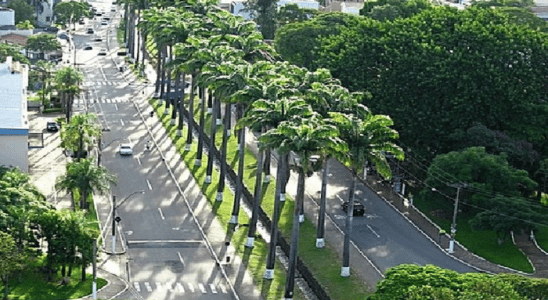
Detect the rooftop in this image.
<box><xmin>0</xmin><ymin>59</ymin><xmax>28</xmax><ymax>131</ymax></box>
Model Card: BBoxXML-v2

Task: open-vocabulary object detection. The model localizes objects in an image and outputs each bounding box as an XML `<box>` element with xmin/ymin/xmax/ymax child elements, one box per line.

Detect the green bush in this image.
<box><xmin>43</xmin><ymin>108</ymin><xmax>63</xmax><ymax>114</ymax></box>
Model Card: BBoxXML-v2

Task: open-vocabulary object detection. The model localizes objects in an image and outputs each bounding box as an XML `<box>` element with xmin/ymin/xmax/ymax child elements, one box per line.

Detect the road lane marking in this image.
<box><xmin>198</xmin><ymin>283</ymin><xmax>206</xmax><ymax>293</ymax></box>
<box><xmin>177</xmin><ymin>251</ymin><xmax>186</xmax><ymax>267</ymax></box>
<box><xmin>367</xmin><ymin>224</ymin><xmax>381</xmax><ymax>238</ymax></box>
<box><xmin>165</xmin><ymin>283</ymin><xmax>173</xmax><ymax>292</ymax></box>
<box><xmin>220</xmin><ymin>285</ymin><xmax>227</xmax><ymax>293</ymax></box>
<box><xmin>144</xmin><ymin>282</ymin><xmax>152</xmax><ymax>292</ymax></box>
<box><xmin>133</xmin><ymin>282</ymin><xmax>140</xmax><ymax>292</ymax></box>
<box><xmin>120</xmin><ymin>119</ymin><xmax>124</xmax><ymax>126</ymax></box>
<box><xmin>176</xmin><ymin>282</ymin><xmax>185</xmax><ymax>293</ymax></box>
<box><xmin>158</xmin><ymin>207</ymin><xmax>165</xmax><ymax>220</ymax></box>
<box><xmin>187</xmin><ymin>283</ymin><xmax>195</xmax><ymax>293</ymax></box>
<box><xmin>156</xmin><ymin>282</ymin><xmax>162</xmax><ymax>290</ymax></box>
<box><xmin>137</xmin><ymin>157</ymin><xmax>141</xmax><ymax>165</ymax></box>
<box><xmin>146</xmin><ymin>179</ymin><xmax>152</xmax><ymax>190</ymax></box>
<box><xmin>115</xmin><ymin>103</ymin><xmax>118</xmax><ymax>111</ymax></box>
<box><xmin>210</xmin><ymin>284</ymin><xmax>217</xmax><ymax>293</ymax></box>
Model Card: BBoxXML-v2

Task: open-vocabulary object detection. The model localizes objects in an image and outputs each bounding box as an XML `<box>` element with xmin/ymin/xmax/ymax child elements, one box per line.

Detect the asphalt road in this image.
<box><xmin>71</xmin><ymin>2</ymin><xmax>237</xmax><ymax>299</ymax></box>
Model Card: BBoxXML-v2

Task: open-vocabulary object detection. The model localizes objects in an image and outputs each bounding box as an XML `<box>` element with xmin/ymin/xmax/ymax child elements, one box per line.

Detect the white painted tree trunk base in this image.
<box><xmin>263</xmin><ymin>269</ymin><xmax>274</xmax><ymax>280</ymax></box>
<box><xmin>229</xmin><ymin>215</ymin><xmax>238</xmax><ymax>224</ymax></box>
<box><xmin>316</xmin><ymin>238</ymin><xmax>325</xmax><ymax>248</ymax></box>
<box><xmin>176</xmin><ymin>129</ymin><xmax>182</xmax><ymax>136</ymax></box>
<box><xmin>216</xmin><ymin>118</ymin><xmax>222</xmax><ymax>125</ymax></box>
<box><xmin>299</xmin><ymin>214</ymin><xmax>305</xmax><ymax>223</ymax></box>
<box><xmin>185</xmin><ymin>143</ymin><xmax>191</xmax><ymax>151</ymax></box>
<box><xmin>341</xmin><ymin>266</ymin><xmax>350</xmax><ymax>277</ymax></box>
<box><xmin>227</xmin><ymin>130</ymin><xmax>231</xmax><ymax>137</ymax></box>
<box><xmin>245</xmin><ymin>237</ymin><xmax>254</xmax><ymax>248</ymax></box>
<box><xmin>263</xmin><ymin>175</ymin><xmax>270</xmax><ymax>183</ymax></box>
<box><xmin>163</xmin><ymin>109</ymin><xmax>169</xmax><ymax>115</ymax></box>
<box><xmin>208</xmin><ymin>108</ymin><xmax>213</xmax><ymax>114</ymax></box>
<box><xmin>194</xmin><ymin>159</ymin><xmax>201</xmax><ymax>166</ymax></box>
<box><xmin>216</xmin><ymin>192</ymin><xmax>223</xmax><ymax>202</ymax></box>
<box><xmin>170</xmin><ymin>119</ymin><xmax>176</xmax><ymax>125</ymax></box>
<box><xmin>205</xmin><ymin>175</ymin><xmax>211</xmax><ymax>184</ymax></box>
<box><xmin>280</xmin><ymin>194</ymin><xmax>286</xmax><ymax>202</ymax></box>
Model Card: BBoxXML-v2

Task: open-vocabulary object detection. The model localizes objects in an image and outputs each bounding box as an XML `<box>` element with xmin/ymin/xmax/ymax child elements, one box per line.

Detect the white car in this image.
<box><xmin>119</xmin><ymin>144</ymin><xmax>133</xmax><ymax>155</ymax></box>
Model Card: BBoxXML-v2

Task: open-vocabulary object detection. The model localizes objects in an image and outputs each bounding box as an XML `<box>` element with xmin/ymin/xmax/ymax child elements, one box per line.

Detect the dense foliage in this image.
<box><xmin>369</xmin><ymin>264</ymin><xmax>548</xmax><ymax>299</ymax></box>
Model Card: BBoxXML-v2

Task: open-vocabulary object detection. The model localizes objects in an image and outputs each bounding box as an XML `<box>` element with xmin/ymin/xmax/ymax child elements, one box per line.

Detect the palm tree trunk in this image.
<box><xmin>159</xmin><ymin>46</ymin><xmax>166</xmax><ymax>103</ymax></box>
<box><xmin>195</xmin><ymin>88</ymin><xmax>207</xmax><ymax>166</ymax></box>
<box><xmin>205</xmin><ymin>97</ymin><xmax>218</xmax><ymax>184</ymax></box>
<box><xmin>282</xmin><ymin>153</ymin><xmax>290</xmax><ymax>201</ymax></box>
<box><xmin>80</xmin><ymin>190</ymin><xmax>87</xmax><ymax>210</ymax></box>
<box><xmin>216</xmin><ymin>103</ymin><xmax>230</xmax><ymax>202</ymax></box>
<box><xmin>263</xmin><ymin>149</ymin><xmax>271</xmax><ymax>183</ymax></box>
<box><xmin>81</xmin><ymin>260</ymin><xmax>86</xmax><ymax>282</ymax></box>
<box><xmin>264</xmin><ymin>151</ymin><xmax>285</xmax><ymax>279</ymax></box>
<box><xmin>141</xmin><ymin>29</ymin><xmax>147</xmax><ymax>67</ymax></box>
<box><xmin>185</xmin><ymin>73</ymin><xmax>196</xmax><ymax>149</ymax></box>
<box><xmin>135</xmin><ymin>9</ymin><xmax>141</xmax><ymax>67</ymax></box>
<box><xmin>284</xmin><ymin>169</ymin><xmax>305</xmax><ymax>299</ymax></box>
<box><xmin>341</xmin><ymin>169</ymin><xmax>357</xmax><ymax>277</ymax></box>
<box><xmin>207</xmin><ymin>90</ymin><xmax>213</xmax><ymax>113</ymax></box>
<box><xmin>2</xmin><ymin>278</ymin><xmax>9</xmax><ymax>300</ymax></box>
<box><xmin>155</xmin><ymin>42</ymin><xmax>162</xmax><ymax>95</ymax></box>
<box><xmin>230</xmin><ymin>117</ymin><xmax>245</xmax><ymax>224</ymax></box>
<box><xmin>245</xmin><ymin>142</ymin><xmax>264</xmax><ymax>247</ymax></box>
<box><xmin>176</xmin><ymin>72</ymin><xmax>185</xmax><ymax>136</ymax></box>
<box><xmin>316</xmin><ymin>158</ymin><xmax>329</xmax><ymax>248</ymax></box>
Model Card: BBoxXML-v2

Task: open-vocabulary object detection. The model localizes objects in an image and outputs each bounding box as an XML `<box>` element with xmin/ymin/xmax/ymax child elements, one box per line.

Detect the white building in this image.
<box><xmin>0</xmin><ymin>57</ymin><xmax>29</xmax><ymax>172</ymax></box>
<box><xmin>0</xmin><ymin>7</ymin><xmax>15</xmax><ymax>26</ymax></box>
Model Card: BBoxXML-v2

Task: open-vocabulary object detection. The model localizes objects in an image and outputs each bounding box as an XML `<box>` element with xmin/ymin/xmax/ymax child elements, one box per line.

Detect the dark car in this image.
<box><xmin>83</xmin><ymin>43</ymin><xmax>93</xmax><ymax>50</ymax></box>
<box><xmin>46</xmin><ymin>122</ymin><xmax>59</xmax><ymax>132</ymax></box>
<box><xmin>87</xmin><ymin>28</ymin><xmax>94</xmax><ymax>34</ymax></box>
<box><xmin>342</xmin><ymin>201</ymin><xmax>365</xmax><ymax>216</ymax></box>
<box><xmin>78</xmin><ymin>19</ymin><xmax>86</xmax><ymax>25</ymax></box>
<box><xmin>58</xmin><ymin>32</ymin><xmax>70</xmax><ymax>40</ymax></box>
<box><xmin>43</xmin><ymin>27</ymin><xmax>59</xmax><ymax>33</ymax></box>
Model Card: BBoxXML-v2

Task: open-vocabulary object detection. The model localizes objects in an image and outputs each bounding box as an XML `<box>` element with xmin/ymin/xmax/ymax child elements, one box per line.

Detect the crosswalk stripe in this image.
<box><xmin>220</xmin><ymin>285</ymin><xmax>228</xmax><ymax>293</ymax></box>
<box><xmin>144</xmin><ymin>282</ymin><xmax>152</xmax><ymax>292</ymax></box>
<box><xmin>156</xmin><ymin>282</ymin><xmax>162</xmax><ymax>290</ymax></box>
<box><xmin>165</xmin><ymin>283</ymin><xmax>173</xmax><ymax>292</ymax></box>
<box><xmin>187</xmin><ymin>283</ymin><xmax>195</xmax><ymax>293</ymax></box>
<box><xmin>210</xmin><ymin>284</ymin><xmax>217</xmax><ymax>294</ymax></box>
<box><xmin>198</xmin><ymin>283</ymin><xmax>207</xmax><ymax>293</ymax></box>
<box><xmin>176</xmin><ymin>282</ymin><xmax>185</xmax><ymax>293</ymax></box>
<box><xmin>134</xmin><ymin>282</ymin><xmax>140</xmax><ymax>292</ymax></box>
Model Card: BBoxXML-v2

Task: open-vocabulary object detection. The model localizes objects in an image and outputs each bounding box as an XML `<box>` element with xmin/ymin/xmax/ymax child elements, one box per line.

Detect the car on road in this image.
<box><xmin>87</xmin><ymin>28</ymin><xmax>94</xmax><ymax>34</ymax></box>
<box><xmin>93</xmin><ymin>35</ymin><xmax>103</xmax><ymax>42</ymax></box>
<box><xmin>58</xmin><ymin>32</ymin><xmax>70</xmax><ymax>40</ymax></box>
<box><xmin>111</xmin><ymin>7</ymin><xmax>116</xmax><ymax>11</ymax></box>
<box><xmin>83</xmin><ymin>43</ymin><xmax>93</xmax><ymax>50</ymax></box>
<box><xmin>78</xmin><ymin>18</ymin><xmax>86</xmax><ymax>25</ymax></box>
<box><xmin>119</xmin><ymin>144</ymin><xmax>133</xmax><ymax>156</ymax></box>
<box><xmin>98</xmin><ymin>48</ymin><xmax>107</xmax><ymax>56</ymax></box>
<box><xmin>46</xmin><ymin>122</ymin><xmax>59</xmax><ymax>132</ymax></box>
<box><xmin>342</xmin><ymin>201</ymin><xmax>365</xmax><ymax>216</ymax></box>
<box><xmin>101</xmin><ymin>20</ymin><xmax>108</xmax><ymax>26</ymax></box>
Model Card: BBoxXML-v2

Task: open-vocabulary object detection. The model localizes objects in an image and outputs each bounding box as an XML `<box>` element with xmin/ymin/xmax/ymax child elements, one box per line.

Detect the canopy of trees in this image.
<box><xmin>370</xmin><ymin>264</ymin><xmax>548</xmax><ymax>299</ymax></box>
<box><xmin>7</xmin><ymin>0</ymin><xmax>35</xmax><ymax>25</ymax></box>
<box><xmin>54</xmin><ymin>1</ymin><xmax>93</xmax><ymax>28</ymax></box>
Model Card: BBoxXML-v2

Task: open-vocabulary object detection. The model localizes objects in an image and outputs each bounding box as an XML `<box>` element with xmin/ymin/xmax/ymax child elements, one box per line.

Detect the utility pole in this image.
<box><xmin>448</xmin><ymin>183</ymin><xmax>466</xmax><ymax>253</ymax></box>
<box><xmin>112</xmin><ymin>195</ymin><xmax>116</xmax><ymax>253</ymax></box>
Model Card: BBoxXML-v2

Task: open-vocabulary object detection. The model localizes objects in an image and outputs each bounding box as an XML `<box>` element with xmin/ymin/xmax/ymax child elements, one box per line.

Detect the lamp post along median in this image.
<box><xmin>112</xmin><ymin>195</ymin><xmax>116</xmax><ymax>253</ymax></box>
<box><xmin>448</xmin><ymin>183</ymin><xmax>466</xmax><ymax>253</ymax></box>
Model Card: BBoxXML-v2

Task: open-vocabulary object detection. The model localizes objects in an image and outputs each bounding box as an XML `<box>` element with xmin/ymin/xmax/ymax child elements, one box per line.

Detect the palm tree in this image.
<box><xmin>34</xmin><ymin>60</ymin><xmax>55</xmax><ymax>108</ymax></box>
<box><xmin>55</xmin><ymin>158</ymin><xmax>117</xmax><ymax>210</ymax></box>
<box><xmin>331</xmin><ymin>111</ymin><xmax>404</xmax><ymax>277</ymax></box>
<box><xmin>260</xmin><ymin>116</ymin><xmax>344</xmax><ymax>297</ymax></box>
<box><xmin>54</xmin><ymin>66</ymin><xmax>83</xmax><ymax>123</ymax></box>
<box><xmin>60</xmin><ymin>113</ymin><xmax>102</xmax><ymax>161</ymax></box>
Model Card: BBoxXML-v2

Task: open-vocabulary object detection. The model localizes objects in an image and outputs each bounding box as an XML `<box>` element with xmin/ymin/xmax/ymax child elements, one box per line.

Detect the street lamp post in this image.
<box><xmin>111</xmin><ymin>191</ymin><xmax>145</xmax><ymax>253</ymax></box>
<box><xmin>448</xmin><ymin>183</ymin><xmax>466</xmax><ymax>254</ymax></box>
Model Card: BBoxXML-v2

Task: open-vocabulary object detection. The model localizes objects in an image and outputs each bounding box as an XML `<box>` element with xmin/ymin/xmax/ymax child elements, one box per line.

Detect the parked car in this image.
<box><xmin>93</xmin><ymin>35</ymin><xmax>103</xmax><ymax>42</ymax></box>
<box><xmin>100</xmin><ymin>20</ymin><xmax>108</xmax><ymax>26</ymax></box>
<box><xmin>111</xmin><ymin>7</ymin><xmax>116</xmax><ymax>11</ymax></box>
<box><xmin>78</xmin><ymin>19</ymin><xmax>86</xmax><ymax>25</ymax></box>
<box><xmin>342</xmin><ymin>201</ymin><xmax>365</xmax><ymax>216</ymax></box>
<box><xmin>58</xmin><ymin>32</ymin><xmax>70</xmax><ymax>40</ymax></box>
<box><xmin>83</xmin><ymin>43</ymin><xmax>93</xmax><ymax>50</ymax></box>
<box><xmin>119</xmin><ymin>144</ymin><xmax>133</xmax><ymax>156</ymax></box>
<box><xmin>87</xmin><ymin>28</ymin><xmax>95</xmax><ymax>34</ymax></box>
<box><xmin>46</xmin><ymin>122</ymin><xmax>59</xmax><ymax>132</ymax></box>
<box><xmin>98</xmin><ymin>48</ymin><xmax>107</xmax><ymax>56</ymax></box>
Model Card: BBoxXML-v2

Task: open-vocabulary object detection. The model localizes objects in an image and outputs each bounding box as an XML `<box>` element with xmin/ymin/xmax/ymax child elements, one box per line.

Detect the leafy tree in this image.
<box><xmin>54</xmin><ymin>1</ymin><xmax>93</xmax><ymax>30</ymax></box>
<box><xmin>0</xmin><ymin>43</ymin><xmax>29</xmax><ymax>65</ymax></box>
<box><xmin>55</xmin><ymin>158</ymin><xmax>117</xmax><ymax>210</ymax></box>
<box><xmin>369</xmin><ymin>264</ymin><xmax>545</xmax><ymax>299</ymax></box>
<box><xmin>277</xmin><ymin>4</ymin><xmax>320</xmax><ymax>25</ymax></box>
<box><xmin>59</xmin><ymin>113</ymin><xmax>102</xmax><ymax>161</ymax></box>
<box><xmin>242</xmin><ymin>0</ymin><xmax>278</xmax><ymax>39</ymax></box>
<box><xmin>7</xmin><ymin>0</ymin><xmax>35</xmax><ymax>25</ymax></box>
<box><xmin>360</xmin><ymin>0</ymin><xmax>433</xmax><ymax>20</ymax></box>
<box><xmin>0</xmin><ymin>232</ymin><xmax>24</xmax><ymax>300</ymax></box>
<box><xmin>34</xmin><ymin>60</ymin><xmax>56</xmax><ymax>107</ymax></box>
<box><xmin>16</xmin><ymin>20</ymin><xmax>35</xmax><ymax>29</ymax></box>
<box><xmin>26</xmin><ymin>33</ymin><xmax>61</xmax><ymax>60</ymax></box>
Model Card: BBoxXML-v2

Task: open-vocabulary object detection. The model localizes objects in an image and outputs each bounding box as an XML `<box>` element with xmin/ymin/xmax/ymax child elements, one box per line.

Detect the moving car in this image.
<box><xmin>83</xmin><ymin>44</ymin><xmax>93</xmax><ymax>50</ymax></box>
<box><xmin>101</xmin><ymin>20</ymin><xmax>108</xmax><ymax>26</ymax></box>
<box><xmin>93</xmin><ymin>35</ymin><xmax>103</xmax><ymax>42</ymax></box>
<box><xmin>87</xmin><ymin>28</ymin><xmax>95</xmax><ymax>34</ymax></box>
<box><xmin>58</xmin><ymin>32</ymin><xmax>70</xmax><ymax>40</ymax></box>
<box><xmin>119</xmin><ymin>144</ymin><xmax>133</xmax><ymax>156</ymax></box>
<box><xmin>98</xmin><ymin>48</ymin><xmax>107</xmax><ymax>56</ymax></box>
<box><xmin>46</xmin><ymin>122</ymin><xmax>59</xmax><ymax>132</ymax></box>
<box><xmin>78</xmin><ymin>19</ymin><xmax>85</xmax><ymax>25</ymax></box>
<box><xmin>342</xmin><ymin>201</ymin><xmax>365</xmax><ymax>216</ymax></box>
